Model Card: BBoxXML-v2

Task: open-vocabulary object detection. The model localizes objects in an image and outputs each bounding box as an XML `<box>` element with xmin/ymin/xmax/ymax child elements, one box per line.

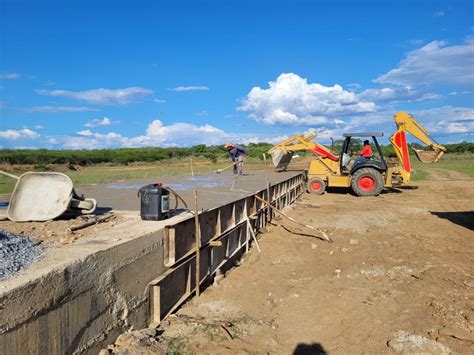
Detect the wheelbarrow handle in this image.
<box><xmin>0</xmin><ymin>170</ymin><xmax>20</xmax><ymax>180</ymax></box>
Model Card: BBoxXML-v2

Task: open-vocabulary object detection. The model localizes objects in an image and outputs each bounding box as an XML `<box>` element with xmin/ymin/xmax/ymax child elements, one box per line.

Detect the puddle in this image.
<box><xmin>106</xmin><ymin>175</ymin><xmax>230</xmax><ymax>191</ymax></box>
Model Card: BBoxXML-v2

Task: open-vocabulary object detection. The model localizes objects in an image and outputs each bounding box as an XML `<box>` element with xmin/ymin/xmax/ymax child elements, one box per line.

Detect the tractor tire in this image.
<box><xmin>307</xmin><ymin>178</ymin><xmax>326</xmax><ymax>195</ymax></box>
<box><xmin>351</xmin><ymin>168</ymin><xmax>384</xmax><ymax>196</ymax></box>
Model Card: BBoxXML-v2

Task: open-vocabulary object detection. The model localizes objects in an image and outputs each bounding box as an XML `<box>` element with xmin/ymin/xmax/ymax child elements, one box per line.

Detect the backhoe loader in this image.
<box><xmin>268</xmin><ymin>112</ymin><xmax>446</xmax><ymax>196</ymax></box>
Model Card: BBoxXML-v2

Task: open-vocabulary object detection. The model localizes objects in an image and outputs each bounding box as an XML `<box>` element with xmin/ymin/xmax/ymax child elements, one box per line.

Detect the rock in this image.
<box><xmin>311</xmin><ymin>243</ymin><xmax>318</xmax><ymax>250</ymax></box>
<box><xmin>388</xmin><ymin>330</ymin><xmax>452</xmax><ymax>354</ymax></box>
<box><xmin>350</xmin><ymin>239</ymin><xmax>359</xmax><ymax>245</ymax></box>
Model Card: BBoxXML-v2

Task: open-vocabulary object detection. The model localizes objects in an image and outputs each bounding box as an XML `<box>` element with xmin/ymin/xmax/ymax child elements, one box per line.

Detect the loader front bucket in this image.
<box><xmin>411</xmin><ymin>145</ymin><xmax>445</xmax><ymax>163</ymax></box>
<box><xmin>269</xmin><ymin>148</ymin><xmax>294</xmax><ymax>172</ymax></box>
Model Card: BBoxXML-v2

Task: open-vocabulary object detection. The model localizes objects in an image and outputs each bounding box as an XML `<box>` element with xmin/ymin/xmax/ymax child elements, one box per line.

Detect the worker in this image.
<box><xmin>354</xmin><ymin>140</ymin><xmax>372</xmax><ymax>164</ymax></box>
<box><xmin>224</xmin><ymin>142</ymin><xmax>248</xmax><ymax>175</ymax></box>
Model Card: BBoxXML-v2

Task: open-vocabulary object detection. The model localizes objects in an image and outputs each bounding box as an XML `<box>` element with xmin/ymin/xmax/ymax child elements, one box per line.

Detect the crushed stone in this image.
<box><xmin>0</xmin><ymin>228</ymin><xmax>43</xmax><ymax>282</ymax></box>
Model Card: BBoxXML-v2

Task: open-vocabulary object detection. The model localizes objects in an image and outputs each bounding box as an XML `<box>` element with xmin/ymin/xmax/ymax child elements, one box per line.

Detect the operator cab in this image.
<box><xmin>340</xmin><ymin>132</ymin><xmax>387</xmax><ymax>174</ymax></box>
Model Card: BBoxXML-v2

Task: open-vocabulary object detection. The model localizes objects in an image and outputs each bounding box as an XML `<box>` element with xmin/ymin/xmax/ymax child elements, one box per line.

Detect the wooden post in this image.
<box><xmin>193</xmin><ymin>189</ymin><xmax>201</xmax><ymax>296</ymax></box>
<box><xmin>190</xmin><ymin>157</ymin><xmax>194</xmax><ymax>177</ymax></box>
<box><xmin>263</xmin><ymin>153</ymin><xmax>272</xmax><ymax>221</ymax></box>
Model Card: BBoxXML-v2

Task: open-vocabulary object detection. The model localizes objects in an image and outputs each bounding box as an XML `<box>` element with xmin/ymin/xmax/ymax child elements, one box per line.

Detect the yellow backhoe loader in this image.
<box><xmin>269</xmin><ymin>112</ymin><xmax>446</xmax><ymax>196</ymax></box>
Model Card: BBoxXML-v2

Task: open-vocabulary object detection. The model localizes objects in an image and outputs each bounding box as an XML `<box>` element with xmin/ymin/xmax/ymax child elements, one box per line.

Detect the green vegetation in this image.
<box><xmin>0</xmin><ymin>143</ymin><xmax>274</xmax><ymax>166</ymax></box>
<box><xmin>1</xmin><ymin>141</ymin><xmax>472</xmax><ymax>166</ymax></box>
<box><xmin>412</xmin><ymin>152</ymin><xmax>474</xmax><ymax>180</ymax></box>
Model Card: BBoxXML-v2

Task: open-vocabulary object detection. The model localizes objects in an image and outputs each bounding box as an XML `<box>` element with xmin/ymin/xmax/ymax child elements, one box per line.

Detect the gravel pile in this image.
<box><xmin>0</xmin><ymin>229</ymin><xmax>43</xmax><ymax>282</ymax></box>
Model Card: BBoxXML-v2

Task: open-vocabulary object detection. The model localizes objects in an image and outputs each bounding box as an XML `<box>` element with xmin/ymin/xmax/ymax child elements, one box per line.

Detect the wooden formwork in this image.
<box><xmin>148</xmin><ymin>173</ymin><xmax>305</xmax><ymax>326</ymax></box>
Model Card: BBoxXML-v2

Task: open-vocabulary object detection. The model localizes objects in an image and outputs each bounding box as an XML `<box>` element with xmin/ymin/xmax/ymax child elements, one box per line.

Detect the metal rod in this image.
<box><xmin>193</xmin><ymin>189</ymin><xmax>201</xmax><ymax>297</ymax></box>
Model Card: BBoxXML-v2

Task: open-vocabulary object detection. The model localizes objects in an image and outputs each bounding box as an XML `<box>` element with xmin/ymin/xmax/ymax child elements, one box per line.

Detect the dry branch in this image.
<box><xmin>68</xmin><ymin>213</ymin><xmax>115</xmax><ymax>233</ymax></box>
<box><xmin>254</xmin><ymin>195</ymin><xmax>332</xmax><ymax>243</ymax></box>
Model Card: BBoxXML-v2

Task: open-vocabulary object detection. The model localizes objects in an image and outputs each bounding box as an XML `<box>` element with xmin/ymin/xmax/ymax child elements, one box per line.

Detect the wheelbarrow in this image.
<box><xmin>0</xmin><ymin>170</ymin><xmax>97</xmax><ymax>222</ymax></box>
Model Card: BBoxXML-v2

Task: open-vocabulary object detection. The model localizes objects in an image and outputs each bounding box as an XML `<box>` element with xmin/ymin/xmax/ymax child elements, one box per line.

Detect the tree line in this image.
<box><xmin>0</xmin><ymin>141</ymin><xmax>472</xmax><ymax>166</ymax></box>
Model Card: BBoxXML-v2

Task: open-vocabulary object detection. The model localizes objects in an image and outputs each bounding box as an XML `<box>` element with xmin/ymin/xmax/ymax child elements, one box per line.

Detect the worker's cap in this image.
<box><xmin>224</xmin><ymin>142</ymin><xmax>235</xmax><ymax>148</ymax></box>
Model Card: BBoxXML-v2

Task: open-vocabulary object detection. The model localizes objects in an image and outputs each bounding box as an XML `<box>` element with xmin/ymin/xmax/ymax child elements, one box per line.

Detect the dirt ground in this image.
<box><xmin>104</xmin><ymin>169</ymin><xmax>474</xmax><ymax>354</ymax></box>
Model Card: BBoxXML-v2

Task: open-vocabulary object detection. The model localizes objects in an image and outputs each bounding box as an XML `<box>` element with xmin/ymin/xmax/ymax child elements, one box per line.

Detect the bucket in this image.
<box><xmin>139</xmin><ymin>183</ymin><xmax>170</xmax><ymax>221</ymax></box>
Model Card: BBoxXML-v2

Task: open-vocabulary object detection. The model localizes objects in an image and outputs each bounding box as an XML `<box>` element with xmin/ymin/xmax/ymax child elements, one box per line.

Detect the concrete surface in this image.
<box><xmin>77</xmin><ymin>171</ymin><xmax>301</xmax><ymax>211</ymax></box>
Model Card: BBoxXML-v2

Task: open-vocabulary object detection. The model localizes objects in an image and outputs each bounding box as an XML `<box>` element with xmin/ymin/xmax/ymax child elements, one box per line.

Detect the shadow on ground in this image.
<box><xmin>293</xmin><ymin>343</ymin><xmax>327</xmax><ymax>354</ymax></box>
<box><xmin>431</xmin><ymin>211</ymin><xmax>474</xmax><ymax>231</ymax></box>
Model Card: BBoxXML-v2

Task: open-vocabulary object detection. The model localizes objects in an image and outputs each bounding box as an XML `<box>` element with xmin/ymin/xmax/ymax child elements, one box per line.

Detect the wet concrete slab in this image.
<box><xmin>76</xmin><ymin>170</ymin><xmax>302</xmax><ymax>211</ymax></box>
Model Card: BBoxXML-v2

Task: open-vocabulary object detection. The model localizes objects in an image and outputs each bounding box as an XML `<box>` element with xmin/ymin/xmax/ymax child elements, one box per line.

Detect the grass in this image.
<box><xmin>0</xmin><ymin>158</ymin><xmax>268</xmax><ymax>194</ymax></box>
<box><xmin>411</xmin><ymin>152</ymin><xmax>474</xmax><ymax>181</ymax></box>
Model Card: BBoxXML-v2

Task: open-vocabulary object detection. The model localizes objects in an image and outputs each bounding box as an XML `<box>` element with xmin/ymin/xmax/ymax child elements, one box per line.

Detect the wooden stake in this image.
<box><xmin>263</xmin><ymin>152</ymin><xmax>271</xmax><ymax>220</ymax></box>
<box><xmin>247</xmin><ymin>218</ymin><xmax>261</xmax><ymax>252</ymax></box>
<box><xmin>190</xmin><ymin>157</ymin><xmax>194</xmax><ymax>176</ymax></box>
<box><xmin>254</xmin><ymin>195</ymin><xmax>332</xmax><ymax>243</ymax></box>
<box><xmin>193</xmin><ymin>189</ymin><xmax>201</xmax><ymax>296</ymax></box>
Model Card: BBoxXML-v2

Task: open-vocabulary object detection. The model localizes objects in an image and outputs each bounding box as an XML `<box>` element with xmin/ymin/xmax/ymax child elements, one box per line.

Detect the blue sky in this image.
<box><xmin>0</xmin><ymin>0</ymin><xmax>473</xmax><ymax>149</ymax></box>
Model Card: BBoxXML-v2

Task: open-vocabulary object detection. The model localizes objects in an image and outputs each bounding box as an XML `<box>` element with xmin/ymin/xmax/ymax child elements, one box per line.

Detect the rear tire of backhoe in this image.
<box><xmin>351</xmin><ymin>168</ymin><xmax>384</xmax><ymax>197</ymax></box>
<box><xmin>307</xmin><ymin>178</ymin><xmax>326</xmax><ymax>195</ymax></box>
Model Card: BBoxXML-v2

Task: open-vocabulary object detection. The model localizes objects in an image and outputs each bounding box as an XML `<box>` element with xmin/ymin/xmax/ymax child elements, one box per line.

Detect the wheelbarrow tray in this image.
<box><xmin>8</xmin><ymin>172</ymin><xmax>75</xmax><ymax>222</ymax></box>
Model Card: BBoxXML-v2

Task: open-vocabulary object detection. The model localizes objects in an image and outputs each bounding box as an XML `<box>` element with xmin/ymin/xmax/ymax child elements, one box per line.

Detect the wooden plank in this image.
<box><xmin>199</xmin><ymin>208</ymin><xmax>219</xmax><ymax>245</ymax></box>
<box><xmin>219</xmin><ymin>203</ymin><xmax>234</xmax><ymax>232</ymax></box>
<box><xmin>149</xmin><ymin>223</ymin><xmax>247</xmax><ymax>325</ymax></box>
<box><xmin>234</xmin><ymin>198</ymin><xmax>246</xmax><ymax>224</ymax></box>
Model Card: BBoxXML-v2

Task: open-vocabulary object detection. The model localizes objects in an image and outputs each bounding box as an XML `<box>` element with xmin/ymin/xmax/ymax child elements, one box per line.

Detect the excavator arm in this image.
<box><xmin>268</xmin><ymin>134</ymin><xmax>338</xmax><ymax>171</ymax></box>
<box><xmin>389</xmin><ymin>112</ymin><xmax>446</xmax><ymax>181</ymax></box>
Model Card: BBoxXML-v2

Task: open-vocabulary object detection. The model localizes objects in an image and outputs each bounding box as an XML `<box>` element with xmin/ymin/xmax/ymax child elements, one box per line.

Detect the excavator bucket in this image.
<box><xmin>269</xmin><ymin>148</ymin><xmax>294</xmax><ymax>171</ymax></box>
<box><xmin>411</xmin><ymin>145</ymin><xmax>444</xmax><ymax>163</ymax></box>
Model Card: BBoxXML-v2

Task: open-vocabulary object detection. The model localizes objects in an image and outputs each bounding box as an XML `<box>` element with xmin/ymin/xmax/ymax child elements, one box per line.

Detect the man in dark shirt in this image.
<box><xmin>224</xmin><ymin>142</ymin><xmax>248</xmax><ymax>175</ymax></box>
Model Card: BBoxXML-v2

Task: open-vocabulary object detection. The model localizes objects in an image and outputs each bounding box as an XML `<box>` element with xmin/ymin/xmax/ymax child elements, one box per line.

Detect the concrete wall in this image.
<box><xmin>0</xmin><ymin>218</ymin><xmax>171</xmax><ymax>355</ymax></box>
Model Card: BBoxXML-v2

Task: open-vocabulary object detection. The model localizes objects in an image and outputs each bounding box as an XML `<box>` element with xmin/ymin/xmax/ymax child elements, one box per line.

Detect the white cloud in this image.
<box><xmin>448</xmin><ymin>91</ymin><xmax>472</xmax><ymax>96</ymax></box>
<box><xmin>153</xmin><ymin>98</ymin><xmax>166</xmax><ymax>103</ymax></box>
<box><xmin>375</xmin><ymin>39</ymin><xmax>474</xmax><ymax>87</ymax></box>
<box><xmin>35</xmin><ymin>125</ymin><xmax>44</xmax><ymax>129</ymax></box>
<box><xmin>347</xmin><ymin>83</ymin><xmax>362</xmax><ymax>91</ymax></box>
<box><xmin>417</xmin><ymin>106</ymin><xmax>474</xmax><ymax>135</ymax></box>
<box><xmin>0</xmin><ymin>72</ymin><xmax>21</xmax><ymax>80</ymax></box>
<box><xmin>168</xmin><ymin>86</ymin><xmax>209</xmax><ymax>92</ymax></box>
<box><xmin>359</xmin><ymin>86</ymin><xmax>441</xmax><ymax>103</ymax></box>
<box><xmin>0</xmin><ymin>128</ymin><xmax>39</xmax><ymax>140</ymax></box>
<box><xmin>84</xmin><ymin>116</ymin><xmax>117</xmax><ymax>128</ymax></box>
<box><xmin>407</xmin><ymin>39</ymin><xmax>424</xmax><ymax>46</ymax></box>
<box><xmin>194</xmin><ymin>110</ymin><xmax>208</xmax><ymax>117</ymax></box>
<box><xmin>433</xmin><ymin>11</ymin><xmax>445</xmax><ymax>18</ymax></box>
<box><xmin>126</xmin><ymin>120</ymin><xmax>227</xmax><ymax>147</ymax></box>
<box><xmin>35</xmin><ymin>87</ymin><xmax>153</xmax><ymax>105</ymax></box>
<box><xmin>23</xmin><ymin>105</ymin><xmax>100</xmax><ymax>113</ymax></box>
<box><xmin>334</xmin><ymin>106</ymin><xmax>474</xmax><ymax>142</ymax></box>
<box><xmin>47</xmin><ymin>120</ymin><xmax>231</xmax><ymax>149</ymax></box>
<box><xmin>238</xmin><ymin>73</ymin><xmax>376</xmax><ymax>125</ymax></box>
<box><xmin>76</xmin><ymin>130</ymin><xmax>94</xmax><ymax>136</ymax></box>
